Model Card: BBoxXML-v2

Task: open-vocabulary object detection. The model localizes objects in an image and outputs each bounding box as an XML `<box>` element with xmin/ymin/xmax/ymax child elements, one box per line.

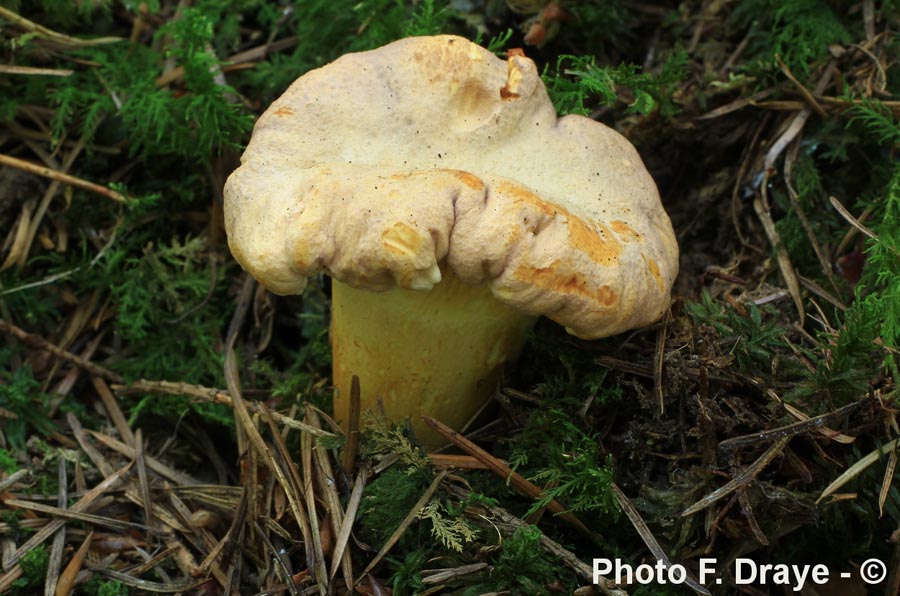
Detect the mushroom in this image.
<box><xmin>224</xmin><ymin>35</ymin><xmax>678</xmax><ymax>447</ymax></box>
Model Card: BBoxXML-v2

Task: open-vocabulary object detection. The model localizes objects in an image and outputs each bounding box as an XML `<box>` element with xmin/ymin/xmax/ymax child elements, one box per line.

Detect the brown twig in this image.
<box><xmin>681</xmin><ymin>436</ymin><xmax>791</xmax><ymax>517</ymax></box>
<box><xmin>0</xmin><ymin>153</ymin><xmax>126</xmax><ymax>203</ymax></box>
<box><xmin>718</xmin><ymin>399</ymin><xmax>862</xmax><ymax>452</ymax></box>
<box><xmin>0</xmin><ymin>318</ymin><xmax>123</xmax><ymax>384</ymax></box>
<box><xmin>421</xmin><ymin>416</ymin><xmax>594</xmax><ymax>539</ymax></box>
<box><xmin>112</xmin><ymin>379</ymin><xmax>334</xmax><ymax>437</ymax></box>
<box><xmin>0</xmin><ymin>6</ymin><xmax>123</xmax><ymax>47</ymax></box>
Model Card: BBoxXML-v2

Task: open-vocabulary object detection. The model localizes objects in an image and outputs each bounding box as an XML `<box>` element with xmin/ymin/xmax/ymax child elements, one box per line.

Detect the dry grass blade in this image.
<box><xmin>830</xmin><ymin>195</ymin><xmax>879</xmax><ymax>240</ymax></box>
<box><xmin>252</xmin><ymin>520</ymin><xmax>301</xmax><ymax>596</ymax></box>
<box><xmin>880</xmin><ymin>449</ymin><xmax>897</xmax><ymax>517</ymax></box>
<box><xmin>359</xmin><ymin>469</ymin><xmax>448</xmax><ymax>580</ymax></box>
<box><xmin>753</xmin><ymin>196</ymin><xmax>805</xmax><ymax>324</ymax></box>
<box><xmin>307</xmin><ymin>406</ymin><xmax>354</xmax><ymax>583</ymax></box>
<box><xmin>54</xmin><ymin>530</ymin><xmax>92</xmax><ymax>596</ymax></box>
<box><xmin>0</xmin><ymin>65</ymin><xmax>74</xmax><ymax>76</ymax></box>
<box><xmin>654</xmin><ymin>315</ymin><xmax>668</xmax><ymax>414</ymax></box>
<box><xmin>92</xmin><ymin>376</ymin><xmax>135</xmax><ymax>446</ymax></box>
<box><xmin>422</xmin><ymin>416</ymin><xmax>593</xmax><ymax>538</ymax></box>
<box><xmin>220</xmin><ymin>488</ymin><xmax>249</xmax><ymax>593</ymax></box>
<box><xmin>775</xmin><ymin>55</ymin><xmax>827</xmax><ymax>117</ymax></box>
<box><xmin>1</xmin><ymin>197</ymin><xmax>34</xmax><ymax>271</ymax></box>
<box><xmin>3</xmin><ymin>461</ymin><xmax>131</xmax><ymax>569</ymax></box>
<box><xmin>421</xmin><ymin>563</ymin><xmax>488</xmax><ymax>584</ymax></box>
<box><xmin>682</xmin><ymin>436</ymin><xmax>791</xmax><ymax>516</ymax></box>
<box><xmin>225</xmin><ymin>371</ymin><xmax>310</xmax><ymax>585</ymax></box>
<box><xmin>197</xmin><ymin>490</ymin><xmax>244</xmax><ymax>577</ymax></box>
<box><xmin>696</xmin><ymin>89</ymin><xmax>775</xmax><ymax>120</ymax></box>
<box><xmin>428</xmin><ymin>454</ymin><xmax>494</xmax><ymax>469</ymax></box>
<box><xmin>113</xmin><ymin>379</ymin><xmax>334</xmax><ymax>437</ymax></box>
<box><xmin>819</xmin><ymin>438</ymin><xmax>898</xmax><ymax>503</ymax></box>
<box><xmin>87</xmin><ymin>430</ymin><xmax>199</xmax><ymax>485</ymax></box>
<box><xmin>0</xmin><ymin>153</ymin><xmax>126</xmax><ymax>203</ymax></box>
<box><xmin>167</xmin><ymin>490</ymin><xmax>230</xmax><ymax>586</ymax></box>
<box><xmin>738</xmin><ymin>489</ymin><xmax>768</xmax><ymax>546</ymax></box>
<box><xmin>329</xmin><ymin>467</ymin><xmax>368</xmax><ymax>580</ymax></box>
<box><xmin>260</xmin><ymin>403</ymin><xmax>318</xmax><ymax>584</ymax></box>
<box><xmin>0</xmin><ymin>470</ymin><xmax>29</xmax><ymax>492</ymax></box>
<box><xmin>4</xmin><ymin>499</ymin><xmax>155</xmax><ymax>533</ymax></box>
<box><xmin>718</xmin><ymin>399</ymin><xmax>862</xmax><ymax>451</ymax></box>
<box><xmin>225</xmin><ymin>276</ymin><xmax>330</xmax><ymax>592</ymax></box>
<box><xmin>155</xmin><ymin>37</ymin><xmax>297</xmax><ymax>86</ymax></box>
<box><xmin>67</xmin><ymin>412</ymin><xmax>114</xmax><ymax>476</ymax></box>
<box><xmin>611</xmin><ymin>484</ymin><xmax>710</xmax><ymax>596</ymax></box>
<box><xmin>135</xmin><ymin>429</ymin><xmax>154</xmax><ymax>538</ymax></box>
<box><xmin>341</xmin><ymin>375</ymin><xmax>361</xmax><ymax>475</ymax></box>
<box><xmin>300</xmin><ymin>418</ymin><xmax>329</xmax><ymax>593</ymax></box>
<box><xmin>89</xmin><ymin>568</ymin><xmax>205</xmax><ymax>592</ymax></box>
<box><xmin>44</xmin><ymin>459</ymin><xmax>67</xmax><ymax>596</ymax></box>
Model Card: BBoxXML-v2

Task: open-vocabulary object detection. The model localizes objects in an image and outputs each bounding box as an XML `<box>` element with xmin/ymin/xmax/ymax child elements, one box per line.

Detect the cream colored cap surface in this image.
<box><xmin>224</xmin><ymin>35</ymin><xmax>678</xmax><ymax>339</ymax></box>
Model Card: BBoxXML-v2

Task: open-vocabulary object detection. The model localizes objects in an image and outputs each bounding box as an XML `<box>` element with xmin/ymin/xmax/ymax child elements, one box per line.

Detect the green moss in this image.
<box><xmin>0</xmin><ymin>353</ymin><xmax>57</xmax><ymax>448</ymax></box>
<box><xmin>543</xmin><ymin>48</ymin><xmax>688</xmax><ymax>117</ymax></box>
<box><xmin>463</xmin><ymin>526</ymin><xmax>567</xmax><ymax>595</ymax></box>
<box><xmin>730</xmin><ymin>0</ymin><xmax>852</xmax><ymax>82</ymax></box>
<box><xmin>10</xmin><ymin>546</ymin><xmax>48</xmax><ymax>595</ymax></box>
<box><xmin>358</xmin><ymin>466</ymin><xmax>431</xmax><ymax>546</ymax></box>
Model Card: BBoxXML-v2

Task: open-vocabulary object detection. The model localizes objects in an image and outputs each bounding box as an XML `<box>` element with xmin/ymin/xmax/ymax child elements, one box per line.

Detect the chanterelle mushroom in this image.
<box><xmin>224</xmin><ymin>35</ymin><xmax>678</xmax><ymax>447</ymax></box>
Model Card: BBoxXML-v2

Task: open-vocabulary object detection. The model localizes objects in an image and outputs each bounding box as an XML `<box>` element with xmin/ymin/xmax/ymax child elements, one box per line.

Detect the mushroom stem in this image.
<box><xmin>331</xmin><ymin>269</ymin><xmax>536</xmax><ymax>449</ymax></box>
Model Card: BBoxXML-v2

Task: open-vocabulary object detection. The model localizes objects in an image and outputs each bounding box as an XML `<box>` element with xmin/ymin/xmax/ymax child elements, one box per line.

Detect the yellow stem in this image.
<box><xmin>331</xmin><ymin>269</ymin><xmax>536</xmax><ymax>449</ymax></box>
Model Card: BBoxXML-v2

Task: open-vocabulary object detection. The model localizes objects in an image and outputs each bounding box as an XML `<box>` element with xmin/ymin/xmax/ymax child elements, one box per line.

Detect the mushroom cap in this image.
<box><xmin>224</xmin><ymin>35</ymin><xmax>678</xmax><ymax>339</ymax></box>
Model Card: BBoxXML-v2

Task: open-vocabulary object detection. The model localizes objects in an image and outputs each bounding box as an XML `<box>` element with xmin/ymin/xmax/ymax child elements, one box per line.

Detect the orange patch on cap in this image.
<box><xmin>273</xmin><ymin>106</ymin><xmax>295</xmax><ymax>117</ymax></box>
<box><xmin>495</xmin><ymin>181</ymin><xmax>622</xmax><ymax>265</ymax></box>
<box><xmin>597</xmin><ymin>285</ymin><xmax>618</xmax><ymax>307</ymax></box>
<box><xmin>610</xmin><ymin>220</ymin><xmax>641</xmax><ymax>242</ymax></box>
<box><xmin>515</xmin><ymin>261</ymin><xmax>593</xmax><ymax>299</ymax></box>
<box><xmin>574</xmin><ymin>222</ymin><xmax>621</xmax><ymax>265</ymax></box>
<box><xmin>444</xmin><ymin>169</ymin><xmax>485</xmax><ymax>191</ymax></box>
<box><xmin>382</xmin><ymin>222</ymin><xmax>424</xmax><ymax>257</ymax></box>
<box><xmin>646</xmin><ymin>257</ymin><xmax>664</xmax><ymax>291</ymax></box>
<box><xmin>518</xmin><ymin>267</ymin><xmax>589</xmax><ymax>297</ymax></box>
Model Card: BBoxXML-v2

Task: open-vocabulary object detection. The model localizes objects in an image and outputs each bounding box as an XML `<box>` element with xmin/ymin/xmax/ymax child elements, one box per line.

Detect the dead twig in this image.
<box><xmin>112</xmin><ymin>379</ymin><xmax>334</xmax><ymax>437</ymax></box>
<box><xmin>682</xmin><ymin>436</ymin><xmax>791</xmax><ymax>517</ymax></box>
<box><xmin>717</xmin><ymin>399</ymin><xmax>862</xmax><ymax>451</ymax></box>
<box><xmin>0</xmin><ymin>153</ymin><xmax>126</xmax><ymax>203</ymax></box>
<box><xmin>0</xmin><ymin>318</ymin><xmax>123</xmax><ymax>383</ymax></box>
<box><xmin>0</xmin><ymin>6</ymin><xmax>123</xmax><ymax>47</ymax></box>
<box><xmin>422</xmin><ymin>416</ymin><xmax>594</xmax><ymax>539</ymax></box>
